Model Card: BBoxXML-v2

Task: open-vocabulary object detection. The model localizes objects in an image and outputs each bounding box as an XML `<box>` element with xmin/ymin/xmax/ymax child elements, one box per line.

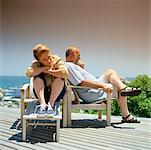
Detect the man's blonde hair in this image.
<box><xmin>32</xmin><ymin>44</ymin><xmax>50</xmax><ymax>60</ymax></box>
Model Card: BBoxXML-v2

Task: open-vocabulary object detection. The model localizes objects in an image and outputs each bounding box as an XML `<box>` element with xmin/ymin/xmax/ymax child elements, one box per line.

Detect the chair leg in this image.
<box><xmin>98</xmin><ymin>110</ymin><xmax>102</xmax><ymax>120</ymax></box>
<box><xmin>62</xmin><ymin>93</ymin><xmax>68</xmax><ymax>127</ymax></box>
<box><xmin>67</xmin><ymin>90</ymin><xmax>72</xmax><ymax>127</ymax></box>
<box><xmin>56</xmin><ymin>120</ymin><xmax>60</xmax><ymax>142</ymax></box>
<box><xmin>22</xmin><ymin>118</ymin><xmax>26</xmax><ymax>141</ymax></box>
<box><xmin>21</xmin><ymin>100</ymin><xmax>25</xmax><ymax>128</ymax></box>
<box><xmin>106</xmin><ymin>93</ymin><xmax>111</xmax><ymax>126</ymax></box>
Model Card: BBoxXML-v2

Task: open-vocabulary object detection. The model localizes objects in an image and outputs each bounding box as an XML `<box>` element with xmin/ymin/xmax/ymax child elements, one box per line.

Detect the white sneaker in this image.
<box><xmin>46</xmin><ymin>105</ymin><xmax>55</xmax><ymax>117</ymax></box>
<box><xmin>34</xmin><ymin>105</ymin><xmax>46</xmax><ymax>118</ymax></box>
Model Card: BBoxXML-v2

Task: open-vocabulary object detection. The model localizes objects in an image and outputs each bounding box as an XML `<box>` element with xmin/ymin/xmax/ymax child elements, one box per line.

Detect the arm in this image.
<box><xmin>80</xmin><ymin>80</ymin><xmax>112</xmax><ymax>93</ymax></box>
<box><xmin>26</xmin><ymin>66</ymin><xmax>49</xmax><ymax>77</ymax></box>
<box><xmin>43</xmin><ymin>58</ymin><xmax>69</xmax><ymax>79</ymax></box>
<box><xmin>26</xmin><ymin>60</ymin><xmax>50</xmax><ymax>77</ymax></box>
<box><xmin>44</xmin><ymin>67</ymin><xmax>68</xmax><ymax>79</ymax></box>
<box><xmin>66</xmin><ymin>62</ymin><xmax>111</xmax><ymax>93</ymax></box>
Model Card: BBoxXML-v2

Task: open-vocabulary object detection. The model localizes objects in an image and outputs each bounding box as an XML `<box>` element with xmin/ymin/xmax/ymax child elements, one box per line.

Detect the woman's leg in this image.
<box><xmin>48</xmin><ymin>78</ymin><xmax>64</xmax><ymax>107</ymax></box>
<box><xmin>33</xmin><ymin>77</ymin><xmax>47</xmax><ymax>108</ymax></box>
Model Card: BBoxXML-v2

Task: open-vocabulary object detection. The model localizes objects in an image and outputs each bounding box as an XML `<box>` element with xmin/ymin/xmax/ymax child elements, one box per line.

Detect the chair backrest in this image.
<box><xmin>71</xmin><ymin>88</ymin><xmax>81</xmax><ymax>104</ymax></box>
<box><xmin>65</xmin><ymin>80</ymin><xmax>77</xmax><ymax>102</ymax></box>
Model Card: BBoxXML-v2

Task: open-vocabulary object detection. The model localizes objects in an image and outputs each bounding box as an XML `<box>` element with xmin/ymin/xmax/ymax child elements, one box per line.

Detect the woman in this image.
<box><xmin>26</xmin><ymin>44</ymin><xmax>68</xmax><ymax>116</ymax></box>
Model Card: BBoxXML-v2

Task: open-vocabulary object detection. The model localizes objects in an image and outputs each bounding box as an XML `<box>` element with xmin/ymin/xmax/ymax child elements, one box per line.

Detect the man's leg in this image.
<box><xmin>100</xmin><ymin>69</ymin><xmax>139</xmax><ymax>122</ymax></box>
<box><xmin>117</xmin><ymin>96</ymin><xmax>129</xmax><ymax>117</ymax></box>
<box><xmin>117</xmin><ymin>96</ymin><xmax>139</xmax><ymax>121</ymax></box>
<box><xmin>101</xmin><ymin>69</ymin><xmax>141</xmax><ymax>97</ymax></box>
<box><xmin>101</xmin><ymin>69</ymin><xmax>126</xmax><ymax>91</ymax></box>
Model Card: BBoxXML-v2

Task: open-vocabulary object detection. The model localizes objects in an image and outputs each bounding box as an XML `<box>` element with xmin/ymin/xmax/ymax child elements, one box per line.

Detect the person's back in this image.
<box><xmin>66</xmin><ymin>62</ymin><xmax>108</xmax><ymax>103</ymax></box>
<box><xmin>66</xmin><ymin>62</ymin><xmax>98</xmax><ymax>82</ymax></box>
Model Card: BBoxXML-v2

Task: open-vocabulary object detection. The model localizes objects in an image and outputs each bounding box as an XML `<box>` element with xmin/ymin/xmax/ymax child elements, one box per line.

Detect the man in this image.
<box><xmin>26</xmin><ymin>44</ymin><xmax>68</xmax><ymax>115</ymax></box>
<box><xmin>66</xmin><ymin>46</ymin><xmax>85</xmax><ymax>68</ymax></box>
<box><xmin>65</xmin><ymin>46</ymin><xmax>141</xmax><ymax>123</ymax></box>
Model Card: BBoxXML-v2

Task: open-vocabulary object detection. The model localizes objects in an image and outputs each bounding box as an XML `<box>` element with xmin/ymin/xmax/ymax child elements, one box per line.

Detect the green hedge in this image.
<box><xmin>112</xmin><ymin>75</ymin><xmax>151</xmax><ymax>118</ymax></box>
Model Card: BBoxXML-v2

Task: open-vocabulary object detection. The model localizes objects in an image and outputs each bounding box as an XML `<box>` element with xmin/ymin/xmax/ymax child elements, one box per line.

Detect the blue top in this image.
<box><xmin>66</xmin><ymin>62</ymin><xmax>107</xmax><ymax>103</ymax></box>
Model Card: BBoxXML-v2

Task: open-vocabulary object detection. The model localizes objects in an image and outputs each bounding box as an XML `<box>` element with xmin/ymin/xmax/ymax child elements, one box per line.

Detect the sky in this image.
<box><xmin>0</xmin><ymin>0</ymin><xmax>150</xmax><ymax>77</ymax></box>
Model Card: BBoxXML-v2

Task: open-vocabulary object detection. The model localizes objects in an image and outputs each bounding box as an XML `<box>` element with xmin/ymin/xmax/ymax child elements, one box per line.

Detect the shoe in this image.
<box><xmin>34</xmin><ymin>105</ymin><xmax>46</xmax><ymax>118</ymax></box>
<box><xmin>46</xmin><ymin>105</ymin><xmax>55</xmax><ymax>118</ymax></box>
<box><xmin>120</xmin><ymin>87</ymin><xmax>142</xmax><ymax>97</ymax></box>
<box><xmin>121</xmin><ymin>114</ymin><xmax>140</xmax><ymax>123</ymax></box>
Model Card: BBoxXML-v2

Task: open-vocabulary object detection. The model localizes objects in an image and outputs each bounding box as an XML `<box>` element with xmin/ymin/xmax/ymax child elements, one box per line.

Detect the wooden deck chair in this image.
<box><xmin>20</xmin><ymin>77</ymin><xmax>61</xmax><ymax>141</ymax></box>
<box><xmin>63</xmin><ymin>81</ymin><xmax>112</xmax><ymax>127</ymax></box>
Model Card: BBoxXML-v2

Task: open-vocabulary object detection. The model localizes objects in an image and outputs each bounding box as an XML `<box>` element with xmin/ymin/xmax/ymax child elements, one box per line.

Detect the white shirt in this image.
<box><xmin>66</xmin><ymin>62</ymin><xmax>107</xmax><ymax>103</ymax></box>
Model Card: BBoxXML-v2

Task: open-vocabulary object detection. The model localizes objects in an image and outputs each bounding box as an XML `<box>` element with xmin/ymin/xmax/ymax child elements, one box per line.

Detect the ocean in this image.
<box><xmin>0</xmin><ymin>76</ymin><xmax>30</xmax><ymax>98</ymax></box>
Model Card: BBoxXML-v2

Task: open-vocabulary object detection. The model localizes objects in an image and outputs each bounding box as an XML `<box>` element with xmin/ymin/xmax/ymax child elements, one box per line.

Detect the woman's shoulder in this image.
<box><xmin>52</xmin><ymin>55</ymin><xmax>65</xmax><ymax>66</ymax></box>
<box><xmin>52</xmin><ymin>54</ymin><xmax>61</xmax><ymax>59</ymax></box>
<box><xmin>31</xmin><ymin>60</ymin><xmax>40</xmax><ymax>67</ymax></box>
<box><xmin>52</xmin><ymin>55</ymin><xmax>62</xmax><ymax>62</ymax></box>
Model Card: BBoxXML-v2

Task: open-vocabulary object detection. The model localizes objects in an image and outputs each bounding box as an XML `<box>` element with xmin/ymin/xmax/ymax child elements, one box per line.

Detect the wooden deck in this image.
<box><xmin>0</xmin><ymin>106</ymin><xmax>150</xmax><ymax>150</ymax></box>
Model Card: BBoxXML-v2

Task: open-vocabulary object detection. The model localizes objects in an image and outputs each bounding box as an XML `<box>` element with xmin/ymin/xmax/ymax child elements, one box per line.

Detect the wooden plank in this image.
<box><xmin>0</xmin><ymin>139</ymin><xmax>32</xmax><ymax>150</ymax></box>
<box><xmin>24</xmin><ymin>98</ymin><xmax>38</xmax><ymax>103</ymax></box>
<box><xmin>0</xmin><ymin>143</ymin><xmax>17</xmax><ymax>150</ymax></box>
<box><xmin>61</xmin><ymin>128</ymin><xmax>151</xmax><ymax>149</ymax></box>
<box><xmin>0</xmin><ymin>106</ymin><xmax>151</xmax><ymax>150</ymax></box>
<box><xmin>0</xmin><ymin>136</ymin><xmax>51</xmax><ymax>150</ymax></box>
<box><xmin>71</xmin><ymin>103</ymin><xmax>106</xmax><ymax>110</ymax></box>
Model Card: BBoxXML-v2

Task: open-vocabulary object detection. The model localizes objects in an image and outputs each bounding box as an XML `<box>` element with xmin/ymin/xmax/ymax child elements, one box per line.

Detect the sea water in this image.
<box><xmin>0</xmin><ymin>76</ymin><xmax>29</xmax><ymax>98</ymax></box>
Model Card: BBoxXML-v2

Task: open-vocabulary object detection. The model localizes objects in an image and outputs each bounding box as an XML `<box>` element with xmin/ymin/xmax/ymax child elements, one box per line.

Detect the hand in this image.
<box><xmin>43</xmin><ymin>68</ymin><xmax>53</xmax><ymax>74</ymax></box>
<box><xmin>102</xmin><ymin>83</ymin><xmax>112</xmax><ymax>93</ymax></box>
<box><xmin>42</xmin><ymin>66</ymin><xmax>50</xmax><ymax>71</ymax></box>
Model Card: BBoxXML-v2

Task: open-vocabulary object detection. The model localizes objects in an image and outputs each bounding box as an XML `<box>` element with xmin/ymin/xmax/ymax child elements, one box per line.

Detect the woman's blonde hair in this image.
<box><xmin>32</xmin><ymin>44</ymin><xmax>50</xmax><ymax>60</ymax></box>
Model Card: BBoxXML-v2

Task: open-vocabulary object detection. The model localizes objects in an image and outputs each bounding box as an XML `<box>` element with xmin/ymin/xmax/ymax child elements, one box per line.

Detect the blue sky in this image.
<box><xmin>0</xmin><ymin>42</ymin><xmax>150</xmax><ymax>78</ymax></box>
<box><xmin>0</xmin><ymin>0</ymin><xmax>150</xmax><ymax>77</ymax></box>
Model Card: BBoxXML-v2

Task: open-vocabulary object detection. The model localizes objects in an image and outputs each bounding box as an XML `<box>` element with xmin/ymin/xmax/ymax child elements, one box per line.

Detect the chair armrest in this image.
<box><xmin>20</xmin><ymin>84</ymin><xmax>30</xmax><ymax>91</ymax></box>
<box><xmin>20</xmin><ymin>84</ymin><xmax>30</xmax><ymax>100</ymax></box>
<box><xmin>67</xmin><ymin>84</ymin><xmax>111</xmax><ymax>103</ymax></box>
<box><xmin>67</xmin><ymin>84</ymin><xmax>111</xmax><ymax>95</ymax></box>
<box><xmin>67</xmin><ymin>85</ymin><xmax>90</xmax><ymax>89</ymax></box>
<box><xmin>20</xmin><ymin>83</ymin><xmax>30</xmax><ymax>127</ymax></box>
